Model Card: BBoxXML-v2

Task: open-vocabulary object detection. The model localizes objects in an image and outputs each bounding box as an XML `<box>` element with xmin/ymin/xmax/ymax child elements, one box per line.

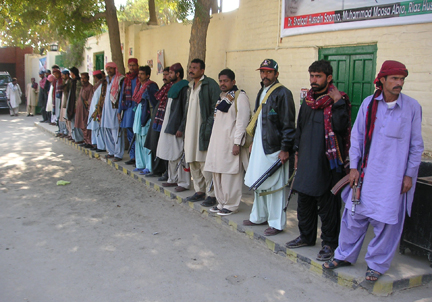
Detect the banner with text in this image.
<box><xmin>281</xmin><ymin>0</ymin><xmax>432</xmax><ymax>37</ymax></box>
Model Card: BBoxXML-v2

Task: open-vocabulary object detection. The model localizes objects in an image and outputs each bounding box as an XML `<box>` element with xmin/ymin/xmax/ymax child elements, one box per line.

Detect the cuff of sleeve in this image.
<box><xmin>350</xmin><ymin>160</ymin><xmax>359</xmax><ymax>169</ymax></box>
<box><xmin>405</xmin><ymin>167</ymin><xmax>417</xmax><ymax>178</ymax></box>
<box><xmin>234</xmin><ymin>138</ymin><xmax>242</xmax><ymax>145</ymax></box>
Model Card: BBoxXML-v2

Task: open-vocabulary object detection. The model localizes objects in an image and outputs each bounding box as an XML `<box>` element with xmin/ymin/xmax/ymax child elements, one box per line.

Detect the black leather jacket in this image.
<box><xmin>254</xmin><ymin>80</ymin><xmax>296</xmax><ymax>154</ymax></box>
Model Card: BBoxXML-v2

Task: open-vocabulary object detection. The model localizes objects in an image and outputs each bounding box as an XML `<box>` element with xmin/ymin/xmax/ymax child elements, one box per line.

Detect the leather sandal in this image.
<box><xmin>322</xmin><ymin>258</ymin><xmax>351</xmax><ymax>270</ymax></box>
<box><xmin>316</xmin><ymin>245</ymin><xmax>334</xmax><ymax>261</ymax></box>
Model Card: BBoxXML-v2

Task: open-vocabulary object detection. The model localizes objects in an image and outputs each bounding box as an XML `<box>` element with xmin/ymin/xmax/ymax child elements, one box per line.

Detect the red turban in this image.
<box><xmin>374</xmin><ymin>60</ymin><xmax>408</xmax><ymax>86</ymax></box>
<box><xmin>128</xmin><ymin>58</ymin><xmax>138</xmax><ymax>65</ymax></box>
<box><xmin>93</xmin><ymin>70</ymin><xmax>102</xmax><ymax>76</ymax></box>
<box><xmin>105</xmin><ymin>62</ymin><xmax>117</xmax><ymax>69</ymax></box>
<box><xmin>47</xmin><ymin>74</ymin><xmax>55</xmax><ymax>82</ymax></box>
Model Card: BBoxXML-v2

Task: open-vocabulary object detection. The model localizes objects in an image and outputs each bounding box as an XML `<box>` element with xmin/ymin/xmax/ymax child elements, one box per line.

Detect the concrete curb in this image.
<box><xmin>35</xmin><ymin>122</ymin><xmax>432</xmax><ymax>296</ymax></box>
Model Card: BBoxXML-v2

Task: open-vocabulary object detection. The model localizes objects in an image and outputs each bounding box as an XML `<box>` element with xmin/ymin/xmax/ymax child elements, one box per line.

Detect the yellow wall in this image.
<box><xmin>79</xmin><ymin>0</ymin><xmax>432</xmax><ymax>153</ymax></box>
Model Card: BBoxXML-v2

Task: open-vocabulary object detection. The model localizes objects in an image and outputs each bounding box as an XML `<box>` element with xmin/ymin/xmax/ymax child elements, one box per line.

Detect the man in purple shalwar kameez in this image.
<box><xmin>323</xmin><ymin>60</ymin><xmax>424</xmax><ymax>283</ymax></box>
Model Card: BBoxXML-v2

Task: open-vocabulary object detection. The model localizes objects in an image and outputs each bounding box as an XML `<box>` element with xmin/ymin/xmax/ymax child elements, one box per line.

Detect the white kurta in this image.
<box><xmin>184</xmin><ymin>80</ymin><xmax>207</xmax><ymax>163</ymax></box>
<box><xmin>87</xmin><ymin>84</ymin><xmax>102</xmax><ymax>131</ymax></box>
<box><xmin>101</xmin><ymin>80</ymin><xmax>119</xmax><ymax>129</ymax></box>
<box><xmin>25</xmin><ymin>83</ymin><xmax>38</xmax><ymax>107</ymax></box>
<box><xmin>204</xmin><ymin>91</ymin><xmax>250</xmax><ymax>174</ymax></box>
<box><xmin>6</xmin><ymin>83</ymin><xmax>22</xmax><ymax>108</ymax></box>
<box><xmin>156</xmin><ymin>98</ymin><xmax>183</xmax><ymax>161</ymax></box>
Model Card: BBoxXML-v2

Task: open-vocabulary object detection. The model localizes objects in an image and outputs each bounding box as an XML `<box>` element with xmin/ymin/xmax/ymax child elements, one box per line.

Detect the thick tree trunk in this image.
<box><xmin>105</xmin><ymin>0</ymin><xmax>125</xmax><ymax>75</ymax></box>
<box><xmin>187</xmin><ymin>0</ymin><xmax>212</xmax><ymax>80</ymax></box>
<box><xmin>147</xmin><ymin>0</ymin><xmax>158</xmax><ymax>25</ymax></box>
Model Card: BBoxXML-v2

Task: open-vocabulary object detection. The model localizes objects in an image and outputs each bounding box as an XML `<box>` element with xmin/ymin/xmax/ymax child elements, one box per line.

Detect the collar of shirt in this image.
<box><xmin>376</xmin><ymin>91</ymin><xmax>403</xmax><ymax>109</ymax></box>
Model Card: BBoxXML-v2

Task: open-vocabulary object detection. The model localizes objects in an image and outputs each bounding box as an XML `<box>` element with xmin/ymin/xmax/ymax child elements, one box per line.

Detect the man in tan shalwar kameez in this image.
<box><xmin>26</xmin><ymin>78</ymin><xmax>38</xmax><ymax>116</ymax></box>
<box><xmin>204</xmin><ymin>69</ymin><xmax>251</xmax><ymax>215</ymax></box>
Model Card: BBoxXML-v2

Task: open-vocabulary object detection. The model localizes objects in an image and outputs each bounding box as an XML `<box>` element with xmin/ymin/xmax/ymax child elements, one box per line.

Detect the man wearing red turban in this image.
<box><xmin>323</xmin><ymin>60</ymin><xmax>424</xmax><ymax>283</ymax></box>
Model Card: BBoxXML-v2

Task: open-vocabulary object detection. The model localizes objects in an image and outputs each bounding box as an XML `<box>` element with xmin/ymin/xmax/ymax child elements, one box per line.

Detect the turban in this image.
<box><xmin>62</xmin><ymin>70</ymin><xmax>69</xmax><ymax>75</ymax></box>
<box><xmin>105</xmin><ymin>62</ymin><xmax>117</xmax><ymax>69</ymax></box>
<box><xmin>93</xmin><ymin>70</ymin><xmax>102</xmax><ymax>76</ymax></box>
<box><xmin>374</xmin><ymin>60</ymin><xmax>408</xmax><ymax>85</ymax></box>
<box><xmin>52</xmin><ymin>69</ymin><xmax>61</xmax><ymax>75</ymax></box>
<box><xmin>39</xmin><ymin>70</ymin><xmax>45</xmax><ymax>75</ymax></box>
<box><xmin>170</xmin><ymin>63</ymin><xmax>183</xmax><ymax>72</ymax></box>
<box><xmin>47</xmin><ymin>75</ymin><xmax>55</xmax><ymax>82</ymax></box>
<box><xmin>128</xmin><ymin>58</ymin><xmax>138</xmax><ymax>65</ymax></box>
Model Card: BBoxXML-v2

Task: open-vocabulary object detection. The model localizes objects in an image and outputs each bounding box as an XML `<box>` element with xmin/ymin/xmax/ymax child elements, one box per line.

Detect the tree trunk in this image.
<box><xmin>210</xmin><ymin>0</ymin><xmax>219</xmax><ymax>14</ymax></box>
<box><xmin>105</xmin><ymin>0</ymin><xmax>125</xmax><ymax>74</ymax></box>
<box><xmin>147</xmin><ymin>0</ymin><xmax>158</xmax><ymax>25</ymax></box>
<box><xmin>187</xmin><ymin>0</ymin><xmax>212</xmax><ymax>80</ymax></box>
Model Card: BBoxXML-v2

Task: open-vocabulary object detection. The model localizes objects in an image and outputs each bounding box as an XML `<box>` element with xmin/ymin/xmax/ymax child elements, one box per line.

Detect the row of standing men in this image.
<box><xmin>38</xmin><ymin>58</ymin><xmax>423</xmax><ymax>284</ymax></box>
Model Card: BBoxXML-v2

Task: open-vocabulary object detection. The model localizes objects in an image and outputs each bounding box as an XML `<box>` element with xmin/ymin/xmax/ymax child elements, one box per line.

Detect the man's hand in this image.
<box><xmin>349</xmin><ymin>168</ymin><xmax>360</xmax><ymax>188</ymax></box>
<box><xmin>232</xmin><ymin>145</ymin><xmax>240</xmax><ymax>156</ymax></box>
<box><xmin>328</xmin><ymin>86</ymin><xmax>342</xmax><ymax>102</ymax></box>
<box><xmin>401</xmin><ymin>175</ymin><xmax>412</xmax><ymax>194</ymax></box>
<box><xmin>175</xmin><ymin>131</ymin><xmax>183</xmax><ymax>138</ymax></box>
<box><xmin>294</xmin><ymin>152</ymin><xmax>298</xmax><ymax>170</ymax></box>
<box><xmin>278</xmin><ymin>150</ymin><xmax>289</xmax><ymax>165</ymax></box>
<box><xmin>117</xmin><ymin>113</ymin><xmax>121</xmax><ymax>123</ymax></box>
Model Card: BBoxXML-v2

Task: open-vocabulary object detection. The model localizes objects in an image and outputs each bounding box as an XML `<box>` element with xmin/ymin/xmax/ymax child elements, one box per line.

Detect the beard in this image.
<box><xmin>311</xmin><ymin>82</ymin><xmax>327</xmax><ymax>92</ymax></box>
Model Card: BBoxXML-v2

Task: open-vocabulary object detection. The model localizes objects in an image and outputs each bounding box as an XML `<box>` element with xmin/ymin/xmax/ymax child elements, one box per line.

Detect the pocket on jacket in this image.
<box><xmin>380</xmin><ymin>117</ymin><xmax>407</xmax><ymax>139</ymax></box>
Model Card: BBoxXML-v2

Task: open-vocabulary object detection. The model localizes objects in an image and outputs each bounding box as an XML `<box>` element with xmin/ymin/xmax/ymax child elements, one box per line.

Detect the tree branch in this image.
<box><xmin>82</xmin><ymin>11</ymin><xmax>107</xmax><ymax>24</ymax></box>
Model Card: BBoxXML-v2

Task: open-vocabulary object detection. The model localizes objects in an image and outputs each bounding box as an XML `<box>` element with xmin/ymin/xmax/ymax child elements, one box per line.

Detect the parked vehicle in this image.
<box><xmin>0</xmin><ymin>71</ymin><xmax>12</xmax><ymax>109</ymax></box>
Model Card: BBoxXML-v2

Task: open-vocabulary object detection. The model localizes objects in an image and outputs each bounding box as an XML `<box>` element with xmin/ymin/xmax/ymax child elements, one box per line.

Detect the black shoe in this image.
<box><xmin>186</xmin><ymin>193</ymin><xmax>206</xmax><ymax>202</ymax></box>
<box><xmin>90</xmin><ymin>146</ymin><xmax>98</xmax><ymax>150</ymax></box>
<box><xmin>145</xmin><ymin>173</ymin><xmax>161</xmax><ymax>177</ymax></box>
<box><xmin>39</xmin><ymin>120</ymin><xmax>47</xmax><ymax>123</ymax></box>
<box><xmin>125</xmin><ymin>159</ymin><xmax>136</xmax><ymax>165</ymax></box>
<box><xmin>158</xmin><ymin>174</ymin><xmax>168</xmax><ymax>181</ymax></box>
<box><xmin>200</xmin><ymin>196</ymin><xmax>217</xmax><ymax>207</ymax></box>
<box><xmin>84</xmin><ymin>144</ymin><xmax>94</xmax><ymax>148</ymax></box>
<box><xmin>27</xmin><ymin>114</ymin><xmax>31</xmax><ymax>117</ymax></box>
<box><xmin>95</xmin><ymin>149</ymin><xmax>106</xmax><ymax>152</ymax></box>
<box><xmin>285</xmin><ymin>236</ymin><xmax>314</xmax><ymax>249</ymax></box>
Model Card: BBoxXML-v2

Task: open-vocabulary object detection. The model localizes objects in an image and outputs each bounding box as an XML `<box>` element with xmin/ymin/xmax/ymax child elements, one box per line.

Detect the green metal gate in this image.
<box><xmin>319</xmin><ymin>45</ymin><xmax>377</xmax><ymax>122</ymax></box>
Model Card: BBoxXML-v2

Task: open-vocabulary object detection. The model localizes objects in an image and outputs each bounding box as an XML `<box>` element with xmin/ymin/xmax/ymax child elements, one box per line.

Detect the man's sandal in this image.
<box><xmin>322</xmin><ymin>258</ymin><xmax>351</xmax><ymax>270</ymax></box>
<box><xmin>365</xmin><ymin>266</ymin><xmax>382</xmax><ymax>282</ymax></box>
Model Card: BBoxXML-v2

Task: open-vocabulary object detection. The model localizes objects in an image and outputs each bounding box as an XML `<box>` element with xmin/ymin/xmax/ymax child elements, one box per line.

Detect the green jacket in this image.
<box><xmin>182</xmin><ymin>75</ymin><xmax>221</xmax><ymax>151</ymax></box>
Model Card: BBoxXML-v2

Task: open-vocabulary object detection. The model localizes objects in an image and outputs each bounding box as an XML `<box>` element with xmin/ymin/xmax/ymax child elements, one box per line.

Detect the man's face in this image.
<box><xmin>162</xmin><ymin>71</ymin><xmax>170</xmax><ymax>84</ymax></box>
<box><xmin>54</xmin><ymin>72</ymin><xmax>60</xmax><ymax>79</ymax></box>
<box><xmin>12</xmin><ymin>80</ymin><xmax>17</xmax><ymax>86</ymax></box>
<box><xmin>39</xmin><ymin>73</ymin><xmax>44</xmax><ymax>79</ymax></box>
<box><xmin>189</xmin><ymin>62</ymin><xmax>204</xmax><ymax>80</ymax></box>
<box><xmin>138</xmin><ymin>70</ymin><xmax>150</xmax><ymax>83</ymax></box>
<box><xmin>309</xmin><ymin>71</ymin><xmax>331</xmax><ymax>93</ymax></box>
<box><xmin>168</xmin><ymin>70</ymin><xmax>178</xmax><ymax>82</ymax></box>
<box><xmin>81</xmin><ymin>75</ymin><xmax>89</xmax><ymax>85</ymax></box>
<box><xmin>219</xmin><ymin>75</ymin><xmax>235</xmax><ymax>92</ymax></box>
<box><xmin>380</xmin><ymin>75</ymin><xmax>405</xmax><ymax>97</ymax></box>
<box><xmin>93</xmin><ymin>75</ymin><xmax>99</xmax><ymax>83</ymax></box>
<box><xmin>71</xmin><ymin>73</ymin><xmax>77</xmax><ymax>80</ymax></box>
<box><xmin>260</xmin><ymin>69</ymin><xmax>278</xmax><ymax>87</ymax></box>
<box><xmin>61</xmin><ymin>73</ymin><xmax>69</xmax><ymax>80</ymax></box>
<box><xmin>106</xmin><ymin>67</ymin><xmax>116</xmax><ymax>77</ymax></box>
<box><xmin>128</xmin><ymin>62</ymin><xmax>139</xmax><ymax>74</ymax></box>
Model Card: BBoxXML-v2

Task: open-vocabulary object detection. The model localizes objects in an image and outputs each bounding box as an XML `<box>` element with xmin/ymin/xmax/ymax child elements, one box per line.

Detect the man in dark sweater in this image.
<box><xmin>286</xmin><ymin>60</ymin><xmax>351</xmax><ymax>261</ymax></box>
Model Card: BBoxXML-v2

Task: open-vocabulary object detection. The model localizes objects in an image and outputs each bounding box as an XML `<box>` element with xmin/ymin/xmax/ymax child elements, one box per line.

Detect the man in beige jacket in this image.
<box><xmin>204</xmin><ymin>69</ymin><xmax>251</xmax><ymax>215</ymax></box>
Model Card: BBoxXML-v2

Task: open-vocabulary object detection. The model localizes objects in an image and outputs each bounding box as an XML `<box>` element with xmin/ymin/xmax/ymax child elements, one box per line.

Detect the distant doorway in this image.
<box><xmin>94</xmin><ymin>52</ymin><xmax>104</xmax><ymax>71</ymax></box>
<box><xmin>319</xmin><ymin>45</ymin><xmax>377</xmax><ymax>122</ymax></box>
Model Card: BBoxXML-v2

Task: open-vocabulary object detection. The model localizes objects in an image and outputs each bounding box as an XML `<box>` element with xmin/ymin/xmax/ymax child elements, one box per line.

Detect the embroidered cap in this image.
<box><xmin>257</xmin><ymin>59</ymin><xmax>278</xmax><ymax>72</ymax></box>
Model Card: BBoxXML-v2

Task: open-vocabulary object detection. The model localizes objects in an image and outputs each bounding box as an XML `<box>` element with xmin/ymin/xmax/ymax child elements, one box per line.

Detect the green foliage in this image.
<box><xmin>0</xmin><ymin>0</ymin><xmax>106</xmax><ymax>51</ymax></box>
<box><xmin>116</xmin><ymin>0</ymin><xmax>202</xmax><ymax>25</ymax></box>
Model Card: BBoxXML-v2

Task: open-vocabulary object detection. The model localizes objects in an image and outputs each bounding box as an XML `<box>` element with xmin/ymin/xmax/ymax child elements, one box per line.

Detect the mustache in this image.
<box><xmin>262</xmin><ymin>78</ymin><xmax>270</xmax><ymax>82</ymax></box>
<box><xmin>393</xmin><ymin>86</ymin><xmax>403</xmax><ymax>90</ymax></box>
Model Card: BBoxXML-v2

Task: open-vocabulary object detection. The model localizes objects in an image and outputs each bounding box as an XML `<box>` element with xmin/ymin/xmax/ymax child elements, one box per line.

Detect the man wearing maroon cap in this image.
<box><xmin>243</xmin><ymin>59</ymin><xmax>296</xmax><ymax>236</ymax></box>
<box><xmin>323</xmin><ymin>60</ymin><xmax>424</xmax><ymax>283</ymax></box>
<box><xmin>118</xmin><ymin>58</ymin><xmax>140</xmax><ymax>165</ymax></box>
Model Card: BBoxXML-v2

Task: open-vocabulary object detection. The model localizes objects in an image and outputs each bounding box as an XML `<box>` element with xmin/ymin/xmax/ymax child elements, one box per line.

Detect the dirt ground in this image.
<box><xmin>0</xmin><ymin>110</ymin><xmax>431</xmax><ymax>302</ymax></box>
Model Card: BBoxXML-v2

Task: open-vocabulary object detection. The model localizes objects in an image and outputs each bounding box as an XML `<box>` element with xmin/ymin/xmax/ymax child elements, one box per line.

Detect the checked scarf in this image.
<box><xmin>132</xmin><ymin>80</ymin><xmax>156</xmax><ymax>104</ymax></box>
<box><xmin>153</xmin><ymin>82</ymin><xmax>173</xmax><ymax>132</ymax></box>
<box><xmin>120</xmin><ymin>71</ymin><xmax>138</xmax><ymax>109</ymax></box>
<box><xmin>305</xmin><ymin>84</ymin><xmax>351</xmax><ymax>172</ymax></box>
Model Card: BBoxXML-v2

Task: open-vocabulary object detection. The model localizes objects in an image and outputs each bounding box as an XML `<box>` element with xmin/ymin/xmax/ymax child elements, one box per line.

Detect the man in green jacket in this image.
<box><xmin>183</xmin><ymin>58</ymin><xmax>221</xmax><ymax>206</ymax></box>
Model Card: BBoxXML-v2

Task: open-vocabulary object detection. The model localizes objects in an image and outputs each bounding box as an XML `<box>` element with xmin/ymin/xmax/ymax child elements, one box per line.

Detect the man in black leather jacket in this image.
<box><xmin>243</xmin><ymin>59</ymin><xmax>296</xmax><ymax>236</ymax></box>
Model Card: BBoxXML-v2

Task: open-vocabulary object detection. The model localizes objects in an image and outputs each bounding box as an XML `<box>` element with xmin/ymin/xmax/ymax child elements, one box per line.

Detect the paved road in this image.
<box><xmin>0</xmin><ymin>112</ymin><xmax>431</xmax><ymax>302</ymax></box>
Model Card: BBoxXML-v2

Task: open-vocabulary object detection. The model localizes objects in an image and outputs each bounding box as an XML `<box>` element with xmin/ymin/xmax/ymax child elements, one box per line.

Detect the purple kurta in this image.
<box><xmin>343</xmin><ymin>92</ymin><xmax>423</xmax><ymax>224</ymax></box>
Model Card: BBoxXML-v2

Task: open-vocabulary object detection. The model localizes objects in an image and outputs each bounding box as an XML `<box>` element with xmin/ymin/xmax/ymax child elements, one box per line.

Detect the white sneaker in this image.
<box><xmin>209</xmin><ymin>206</ymin><xmax>220</xmax><ymax>213</ymax></box>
